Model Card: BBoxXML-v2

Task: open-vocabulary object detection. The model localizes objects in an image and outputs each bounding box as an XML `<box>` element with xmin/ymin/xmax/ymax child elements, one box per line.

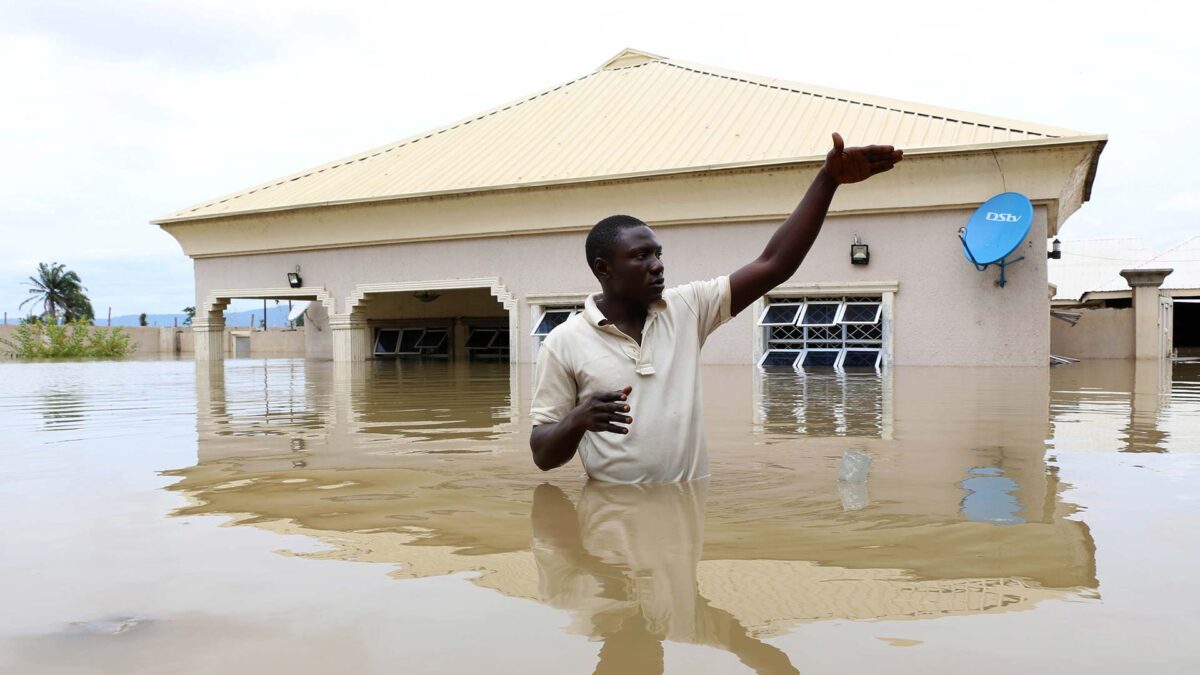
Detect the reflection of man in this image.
<box><xmin>529</xmin><ymin>134</ymin><xmax>902</xmax><ymax>482</ymax></box>
<box><xmin>531</xmin><ymin>482</ymin><xmax>799</xmax><ymax>674</ymax></box>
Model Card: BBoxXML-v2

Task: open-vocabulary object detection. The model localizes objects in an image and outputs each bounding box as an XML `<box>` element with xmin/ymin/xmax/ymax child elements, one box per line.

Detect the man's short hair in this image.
<box><xmin>585</xmin><ymin>215</ymin><xmax>647</xmax><ymax>272</ymax></box>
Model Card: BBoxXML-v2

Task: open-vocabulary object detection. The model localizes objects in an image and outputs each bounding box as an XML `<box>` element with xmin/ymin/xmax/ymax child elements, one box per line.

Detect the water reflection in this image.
<box><xmin>163</xmin><ymin>359</ymin><xmax>1127</xmax><ymax>653</ymax></box>
<box><xmin>532</xmin><ymin>481</ymin><xmax>798</xmax><ymax>675</ymax></box>
<box><xmin>194</xmin><ymin>359</ymin><xmax>518</xmax><ymax>457</ymax></box>
<box><xmin>141</xmin><ymin>356</ymin><xmax>1200</xmax><ymax>674</ymax></box>
<box><xmin>753</xmin><ymin>369</ymin><xmax>888</xmax><ymax>439</ymax></box>
<box><xmin>1050</xmin><ymin>361</ymin><xmax>1200</xmax><ymax>454</ymax></box>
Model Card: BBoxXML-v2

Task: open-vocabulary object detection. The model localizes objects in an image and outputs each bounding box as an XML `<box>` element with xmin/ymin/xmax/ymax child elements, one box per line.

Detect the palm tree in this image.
<box><xmin>20</xmin><ymin>262</ymin><xmax>91</xmax><ymax>324</ymax></box>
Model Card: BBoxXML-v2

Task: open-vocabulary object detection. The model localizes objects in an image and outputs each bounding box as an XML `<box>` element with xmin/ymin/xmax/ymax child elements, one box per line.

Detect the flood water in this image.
<box><xmin>1</xmin><ymin>357</ymin><xmax>1198</xmax><ymax>674</ymax></box>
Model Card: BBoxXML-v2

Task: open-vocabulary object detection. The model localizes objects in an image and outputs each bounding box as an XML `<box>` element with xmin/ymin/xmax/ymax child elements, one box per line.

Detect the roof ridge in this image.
<box><xmin>600</xmin><ymin>47</ymin><xmax>666</xmax><ymax>70</ymax></box>
<box><xmin>656</xmin><ymin>58</ymin><xmax>1080</xmax><ymax>139</ymax></box>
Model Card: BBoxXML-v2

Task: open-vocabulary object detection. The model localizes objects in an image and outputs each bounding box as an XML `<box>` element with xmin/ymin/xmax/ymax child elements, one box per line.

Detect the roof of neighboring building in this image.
<box><xmin>157</xmin><ymin>47</ymin><xmax>1096</xmax><ymax>224</ymax></box>
<box><xmin>1050</xmin><ymin>235</ymin><xmax>1200</xmax><ymax>300</ymax></box>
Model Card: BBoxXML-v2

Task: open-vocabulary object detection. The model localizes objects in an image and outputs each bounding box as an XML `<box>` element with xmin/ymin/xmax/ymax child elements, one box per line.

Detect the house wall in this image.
<box><xmin>1051</xmin><ymin>308</ymin><xmax>1135</xmax><ymax>359</ymax></box>
<box><xmin>193</xmin><ymin>205</ymin><xmax>1051</xmax><ymax>367</ymax></box>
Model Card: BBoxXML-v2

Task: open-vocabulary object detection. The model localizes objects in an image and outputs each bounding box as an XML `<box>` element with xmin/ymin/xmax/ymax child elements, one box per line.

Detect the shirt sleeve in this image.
<box><xmin>679</xmin><ymin>275</ymin><xmax>733</xmax><ymax>341</ymax></box>
<box><xmin>530</xmin><ymin>344</ymin><xmax>577</xmax><ymax>427</ymax></box>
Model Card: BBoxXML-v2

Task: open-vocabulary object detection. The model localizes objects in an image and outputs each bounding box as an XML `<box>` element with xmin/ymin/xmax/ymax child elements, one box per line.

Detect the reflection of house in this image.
<box><xmin>171</xmin><ymin>360</ymin><xmax>1098</xmax><ymax>638</ymax></box>
<box><xmin>1050</xmin><ymin>236</ymin><xmax>1200</xmax><ymax>358</ymax></box>
<box><xmin>157</xmin><ymin>48</ymin><xmax>1104</xmax><ymax>367</ymax></box>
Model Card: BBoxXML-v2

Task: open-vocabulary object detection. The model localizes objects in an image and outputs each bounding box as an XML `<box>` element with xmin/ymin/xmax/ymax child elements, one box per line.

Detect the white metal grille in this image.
<box><xmin>759</xmin><ymin>295</ymin><xmax>884</xmax><ymax>370</ymax></box>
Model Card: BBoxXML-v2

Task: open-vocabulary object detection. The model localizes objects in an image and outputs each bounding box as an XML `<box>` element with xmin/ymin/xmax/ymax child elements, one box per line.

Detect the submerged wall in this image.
<box><xmin>1051</xmin><ymin>308</ymin><xmax>1135</xmax><ymax>359</ymax></box>
<box><xmin>0</xmin><ymin>324</ymin><xmax>174</xmax><ymax>357</ymax></box>
<box><xmin>0</xmin><ymin>324</ymin><xmax>304</xmax><ymax>358</ymax></box>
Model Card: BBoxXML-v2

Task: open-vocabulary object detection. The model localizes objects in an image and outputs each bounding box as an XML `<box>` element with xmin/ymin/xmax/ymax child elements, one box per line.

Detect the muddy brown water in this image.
<box><xmin>1</xmin><ymin>358</ymin><xmax>1198</xmax><ymax>673</ymax></box>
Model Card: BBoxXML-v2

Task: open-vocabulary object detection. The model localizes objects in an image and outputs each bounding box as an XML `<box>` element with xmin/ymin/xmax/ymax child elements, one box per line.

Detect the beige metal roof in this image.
<box><xmin>158</xmin><ymin>48</ymin><xmax>1090</xmax><ymax>224</ymax></box>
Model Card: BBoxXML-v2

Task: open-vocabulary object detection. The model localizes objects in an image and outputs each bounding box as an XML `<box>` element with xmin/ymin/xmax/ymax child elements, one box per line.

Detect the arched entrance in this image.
<box><xmin>194</xmin><ymin>286</ymin><xmax>336</xmax><ymax>361</ymax></box>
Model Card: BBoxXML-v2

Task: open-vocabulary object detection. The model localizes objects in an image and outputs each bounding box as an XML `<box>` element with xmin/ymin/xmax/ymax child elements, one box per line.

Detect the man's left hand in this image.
<box><xmin>821</xmin><ymin>132</ymin><xmax>903</xmax><ymax>185</ymax></box>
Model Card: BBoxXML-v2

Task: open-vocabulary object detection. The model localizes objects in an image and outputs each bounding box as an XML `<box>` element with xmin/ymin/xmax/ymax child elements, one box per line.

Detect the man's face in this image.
<box><xmin>599</xmin><ymin>226</ymin><xmax>665</xmax><ymax>304</ymax></box>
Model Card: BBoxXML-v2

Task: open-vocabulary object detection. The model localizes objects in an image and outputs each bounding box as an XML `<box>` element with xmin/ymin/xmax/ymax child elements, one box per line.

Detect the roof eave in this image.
<box><xmin>152</xmin><ymin>134</ymin><xmax>1109</xmax><ymax>227</ymax></box>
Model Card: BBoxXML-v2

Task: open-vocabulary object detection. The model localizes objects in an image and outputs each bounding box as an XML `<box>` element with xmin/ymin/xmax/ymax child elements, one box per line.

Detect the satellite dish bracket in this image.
<box><xmin>959</xmin><ymin>233</ymin><xmax>1025</xmax><ymax>288</ymax></box>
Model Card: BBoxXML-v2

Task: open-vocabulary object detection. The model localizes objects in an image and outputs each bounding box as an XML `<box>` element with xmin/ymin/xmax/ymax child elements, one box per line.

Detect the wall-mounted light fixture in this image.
<box><xmin>850</xmin><ymin>235</ymin><xmax>870</xmax><ymax>265</ymax></box>
<box><xmin>413</xmin><ymin>291</ymin><xmax>441</xmax><ymax>303</ymax></box>
<box><xmin>287</xmin><ymin>265</ymin><xmax>303</xmax><ymax>288</ymax></box>
<box><xmin>1048</xmin><ymin>238</ymin><xmax>1062</xmax><ymax>260</ymax></box>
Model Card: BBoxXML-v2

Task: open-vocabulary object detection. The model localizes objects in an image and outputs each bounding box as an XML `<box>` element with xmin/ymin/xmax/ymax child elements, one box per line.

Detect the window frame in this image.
<box><xmin>465</xmin><ymin>328</ymin><xmax>499</xmax><ymax>350</ymax></box>
<box><xmin>373</xmin><ymin>328</ymin><xmax>401</xmax><ymax>355</ymax></box>
<box><xmin>395</xmin><ymin>327</ymin><xmax>426</xmax><ymax>355</ymax></box>
<box><xmin>838</xmin><ymin>302</ymin><xmax>882</xmax><ymax>326</ymax></box>
<box><xmin>415</xmin><ymin>328</ymin><xmax>448</xmax><ymax>349</ymax></box>
<box><xmin>757</xmin><ymin>349</ymin><xmax>803</xmax><ymax>368</ymax></box>
<box><xmin>838</xmin><ymin>348</ymin><xmax>882</xmax><ymax>370</ymax></box>
<box><xmin>756</xmin><ymin>302</ymin><xmax>804</xmax><ymax>327</ymax></box>
<box><xmin>530</xmin><ymin>307</ymin><xmax>579</xmax><ymax>337</ymax></box>
<box><xmin>797</xmin><ymin>348</ymin><xmax>844</xmax><ymax>369</ymax></box>
<box><xmin>797</xmin><ymin>301</ymin><xmax>841</xmax><ymax>327</ymax></box>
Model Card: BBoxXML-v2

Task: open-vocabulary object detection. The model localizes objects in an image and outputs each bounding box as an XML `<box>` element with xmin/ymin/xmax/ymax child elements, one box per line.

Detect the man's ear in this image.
<box><xmin>592</xmin><ymin>257</ymin><xmax>610</xmax><ymax>281</ymax></box>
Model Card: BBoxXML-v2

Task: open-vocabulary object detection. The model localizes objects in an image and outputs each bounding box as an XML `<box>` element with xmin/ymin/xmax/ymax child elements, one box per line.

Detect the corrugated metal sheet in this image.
<box><xmin>1050</xmin><ymin>236</ymin><xmax>1200</xmax><ymax>300</ymax></box>
<box><xmin>159</xmin><ymin>48</ymin><xmax>1089</xmax><ymax>223</ymax></box>
<box><xmin>1050</xmin><ymin>239</ymin><xmax>1157</xmax><ymax>300</ymax></box>
<box><xmin>1092</xmin><ymin>235</ymin><xmax>1200</xmax><ymax>294</ymax></box>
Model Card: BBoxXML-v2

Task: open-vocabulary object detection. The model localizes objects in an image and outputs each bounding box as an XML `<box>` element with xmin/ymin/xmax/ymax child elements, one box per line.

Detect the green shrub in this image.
<box><xmin>0</xmin><ymin>321</ymin><xmax>137</xmax><ymax>359</ymax></box>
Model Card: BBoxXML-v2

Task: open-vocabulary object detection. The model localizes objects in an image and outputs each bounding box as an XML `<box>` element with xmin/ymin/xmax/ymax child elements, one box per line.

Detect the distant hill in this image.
<box><xmin>107</xmin><ymin>305</ymin><xmax>293</xmax><ymax>328</ymax></box>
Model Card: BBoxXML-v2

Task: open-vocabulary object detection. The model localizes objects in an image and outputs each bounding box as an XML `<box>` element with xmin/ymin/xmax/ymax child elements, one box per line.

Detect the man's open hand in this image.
<box><xmin>822</xmin><ymin>132</ymin><xmax>903</xmax><ymax>185</ymax></box>
<box><xmin>570</xmin><ymin>385</ymin><xmax>633</xmax><ymax>435</ymax></box>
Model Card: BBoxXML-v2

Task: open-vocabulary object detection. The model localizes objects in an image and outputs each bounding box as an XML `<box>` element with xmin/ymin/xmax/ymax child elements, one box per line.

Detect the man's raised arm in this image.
<box><xmin>728</xmin><ymin>132</ymin><xmax>902</xmax><ymax>316</ymax></box>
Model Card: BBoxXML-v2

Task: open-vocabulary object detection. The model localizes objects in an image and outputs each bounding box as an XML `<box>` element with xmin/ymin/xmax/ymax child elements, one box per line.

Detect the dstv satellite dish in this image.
<box><xmin>959</xmin><ymin>192</ymin><xmax>1033</xmax><ymax>288</ymax></box>
<box><xmin>287</xmin><ymin>301</ymin><xmax>310</xmax><ymax>323</ymax></box>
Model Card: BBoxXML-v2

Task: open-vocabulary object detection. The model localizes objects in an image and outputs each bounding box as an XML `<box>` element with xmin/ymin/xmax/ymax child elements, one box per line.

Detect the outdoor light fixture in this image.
<box><xmin>287</xmin><ymin>265</ymin><xmax>303</xmax><ymax>288</ymax></box>
<box><xmin>1048</xmin><ymin>238</ymin><xmax>1062</xmax><ymax>260</ymax></box>
<box><xmin>850</xmin><ymin>235</ymin><xmax>870</xmax><ymax>265</ymax></box>
<box><xmin>413</xmin><ymin>291</ymin><xmax>441</xmax><ymax>303</ymax></box>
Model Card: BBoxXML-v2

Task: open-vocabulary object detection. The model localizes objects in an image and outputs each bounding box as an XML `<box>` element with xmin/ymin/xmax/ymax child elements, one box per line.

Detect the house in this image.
<box><xmin>156</xmin><ymin>48</ymin><xmax>1105</xmax><ymax>367</ymax></box>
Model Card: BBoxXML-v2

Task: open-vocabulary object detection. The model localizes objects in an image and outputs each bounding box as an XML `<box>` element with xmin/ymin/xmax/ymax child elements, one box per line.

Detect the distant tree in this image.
<box><xmin>138</xmin><ymin>313</ymin><xmax>148</xmax><ymax>327</ymax></box>
<box><xmin>182</xmin><ymin>306</ymin><xmax>195</xmax><ymax>326</ymax></box>
<box><xmin>20</xmin><ymin>262</ymin><xmax>90</xmax><ymax>324</ymax></box>
<box><xmin>64</xmin><ymin>288</ymin><xmax>94</xmax><ymax>324</ymax></box>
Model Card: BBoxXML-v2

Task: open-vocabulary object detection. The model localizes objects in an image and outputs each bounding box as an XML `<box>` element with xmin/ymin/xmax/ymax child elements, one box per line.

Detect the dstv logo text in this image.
<box><xmin>985</xmin><ymin>211</ymin><xmax>1022</xmax><ymax>222</ymax></box>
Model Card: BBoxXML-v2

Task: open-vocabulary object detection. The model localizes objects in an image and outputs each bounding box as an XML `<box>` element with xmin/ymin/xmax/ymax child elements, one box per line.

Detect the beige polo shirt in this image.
<box><xmin>530</xmin><ymin>276</ymin><xmax>733</xmax><ymax>483</ymax></box>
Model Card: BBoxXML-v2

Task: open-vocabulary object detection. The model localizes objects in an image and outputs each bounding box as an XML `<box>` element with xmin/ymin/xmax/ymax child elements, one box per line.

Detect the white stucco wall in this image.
<box><xmin>193</xmin><ymin>205</ymin><xmax>1051</xmax><ymax>366</ymax></box>
<box><xmin>1051</xmin><ymin>308</ymin><xmax>1135</xmax><ymax>360</ymax></box>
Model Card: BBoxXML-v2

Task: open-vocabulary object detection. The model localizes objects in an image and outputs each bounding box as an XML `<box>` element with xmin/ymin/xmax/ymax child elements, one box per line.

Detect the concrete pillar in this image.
<box><xmin>1127</xmin><ymin>358</ymin><xmax>1170</xmax><ymax>452</ymax></box>
<box><xmin>330</xmin><ymin>314</ymin><xmax>370</xmax><ymax>362</ymax></box>
<box><xmin>193</xmin><ymin>317</ymin><xmax>226</xmax><ymax>362</ymax></box>
<box><xmin>1120</xmin><ymin>268</ymin><xmax>1173</xmax><ymax>360</ymax></box>
<box><xmin>453</xmin><ymin>317</ymin><xmax>469</xmax><ymax>362</ymax></box>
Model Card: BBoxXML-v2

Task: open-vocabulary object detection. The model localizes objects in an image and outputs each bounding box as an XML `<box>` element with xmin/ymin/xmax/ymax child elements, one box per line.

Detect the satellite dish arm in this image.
<box><xmin>958</xmin><ymin>231</ymin><xmax>989</xmax><ymax>271</ymax></box>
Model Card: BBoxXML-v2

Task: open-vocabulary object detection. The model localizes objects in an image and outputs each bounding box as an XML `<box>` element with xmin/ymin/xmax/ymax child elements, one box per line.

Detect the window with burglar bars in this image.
<box><xmin>531</xmin><ymin>305</ymin><xmax>584</xmax><ymax>340</ymax></box>
<box><xmin>758</xmin><ymin>296</ymin><xmax>884</xmax><ymax>370</ymax></box>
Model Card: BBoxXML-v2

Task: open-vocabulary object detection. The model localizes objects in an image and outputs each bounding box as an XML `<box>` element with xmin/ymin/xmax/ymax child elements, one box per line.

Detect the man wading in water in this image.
<box><xmin>530</xmin><ymin>133</ymin><xmax>902</xmax><ymax>483</ymax></box>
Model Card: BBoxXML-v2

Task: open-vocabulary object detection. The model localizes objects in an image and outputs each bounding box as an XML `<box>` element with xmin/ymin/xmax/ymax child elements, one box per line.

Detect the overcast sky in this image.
<box><xmin>1</xmin><ymin>0</ymin><xmax>1196</xmax><ymax>319</ymax></box>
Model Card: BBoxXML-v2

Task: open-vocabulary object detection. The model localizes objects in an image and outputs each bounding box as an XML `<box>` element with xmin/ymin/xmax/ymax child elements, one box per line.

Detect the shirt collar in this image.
<box><xmin>582</xmin><ymin>291</ymin><xmax>666</xmax><ymax>328</ymax></box>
